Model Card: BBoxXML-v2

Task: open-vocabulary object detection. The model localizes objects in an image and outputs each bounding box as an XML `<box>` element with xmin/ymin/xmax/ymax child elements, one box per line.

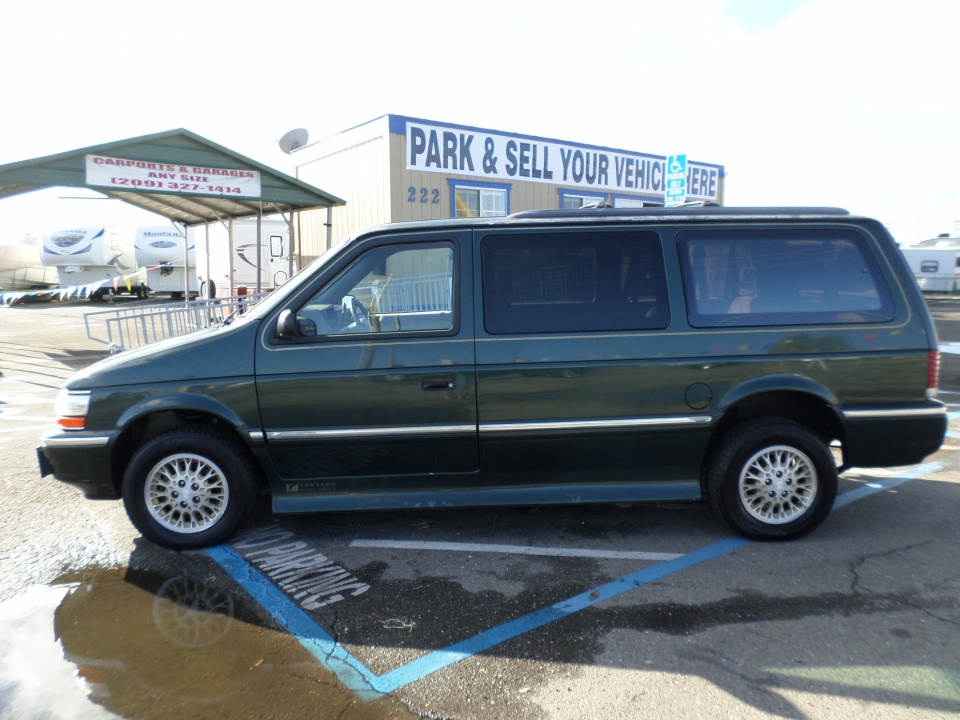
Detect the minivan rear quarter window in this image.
<box><xmin>481</xmin><ymin>230</ymin><xmax>669</xmax><ymax>334</ymax></box>
<box><xmin>677</xmin><ymin>229</ymin><xmax>895</xmax><ymax>327</ymax></box>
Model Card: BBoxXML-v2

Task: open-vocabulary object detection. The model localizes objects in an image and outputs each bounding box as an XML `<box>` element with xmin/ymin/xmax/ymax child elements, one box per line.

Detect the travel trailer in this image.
<box><xmin>192</xmin><ymin>216</ymin><xmax>290</xmax><ymax>295</ymax></box>
<box><xmin>0</xmin><ymin>236</ymin><xmax>59</xmax><ymax>290</ymax></box>
<box><xmin>134</xmin><ymin>226</ymin><xmax>199</xmax><ymax>299</ymax></box>
<box><xmin>41</xmin><ymin>226</ymin><xmax>138</xmax><ymax>298</ymax></box>
<box><xmin>900</xmin><ymin>237</ymin><xmax>960</xmax><ymax>292</ymax></box>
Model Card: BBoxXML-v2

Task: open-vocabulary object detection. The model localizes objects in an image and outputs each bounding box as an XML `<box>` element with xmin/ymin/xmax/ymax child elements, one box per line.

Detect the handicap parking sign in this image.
<box><xmin>665</xmin><ymin>154</ymin><xmax>687</xmax><ymax>207</ymax></box>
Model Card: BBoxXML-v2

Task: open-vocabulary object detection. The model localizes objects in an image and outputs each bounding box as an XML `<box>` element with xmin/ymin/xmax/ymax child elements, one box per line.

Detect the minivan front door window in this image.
<box><xmin>296</xmin><ymin>242</ymin><xmax>455</xmax><ymax>336</ymax></box>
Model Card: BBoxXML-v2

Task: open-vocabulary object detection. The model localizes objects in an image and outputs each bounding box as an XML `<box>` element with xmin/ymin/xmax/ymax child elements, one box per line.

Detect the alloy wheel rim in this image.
<box><xmin>738</xmin><ymin>445</ymin><xmax>818</xmax><ymax>525</ymax></box>
<box><xmin>143</xmin><ymin>453</ymin><xmax>229</xmax><ymax>534</ymax></box>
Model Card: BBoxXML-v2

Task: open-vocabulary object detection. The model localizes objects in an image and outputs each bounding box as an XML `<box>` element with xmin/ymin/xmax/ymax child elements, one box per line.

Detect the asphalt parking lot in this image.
<box><xmin>2</xmin><ymin>298</ymin><xmax>960</xmax><ymax>719</ymax></box>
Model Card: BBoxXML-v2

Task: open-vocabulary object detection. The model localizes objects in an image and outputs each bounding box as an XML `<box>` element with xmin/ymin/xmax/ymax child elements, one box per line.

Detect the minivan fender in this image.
<box><xmin>115</xmin><ymin>392</ymin><xmax>253</xmax><ymax>439</ymax></box>
<box><xmin>715</xmin><ymin>375</ymin><xmax>839</xmax><ymax>411</ymax></box>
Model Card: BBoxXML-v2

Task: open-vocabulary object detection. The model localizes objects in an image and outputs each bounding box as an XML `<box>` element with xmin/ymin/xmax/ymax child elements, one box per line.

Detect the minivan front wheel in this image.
<box><xmin>707</xmin><ymin>419</ymin><xmax>837</xmax><ymax>540</ymax></box>
<box><xmin>122</xmin><ymin>427</ymin><xmax>258</xmax><ymax>549</ymax></box>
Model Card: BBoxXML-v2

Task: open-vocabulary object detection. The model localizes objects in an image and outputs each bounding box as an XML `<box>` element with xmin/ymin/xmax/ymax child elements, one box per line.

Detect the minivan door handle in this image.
<box><xmin>421</xmin><ymin>375</ymin><xmax>456</xmax><ymax>391</ymax></box>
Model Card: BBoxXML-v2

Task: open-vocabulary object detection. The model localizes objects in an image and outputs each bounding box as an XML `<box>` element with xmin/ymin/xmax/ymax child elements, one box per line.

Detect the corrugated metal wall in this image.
<box><xmin>297</xmin><ymin>136</ymin><xmax>389</xmax><ymax>264</ymax></box>
<box><xmin>391</xmin><ymin>134</ymin><xmax>450</xmax><ymax>222</ymax></box>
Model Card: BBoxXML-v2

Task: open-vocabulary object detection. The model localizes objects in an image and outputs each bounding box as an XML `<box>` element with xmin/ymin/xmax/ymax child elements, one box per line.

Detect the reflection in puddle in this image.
<box><xmin>151</xmin><ymin>577</ymin><xmax>234</xmax><ymax>648</ymax></box>
<box><xmin>0</xmin><ymin>585</ymin><xmax>113</xmax><ymax>719</ymax></box>
<box><xmin>0</xmin><ymin>569</ymin><xmax>415</xmax><ymax>719</ymax></box>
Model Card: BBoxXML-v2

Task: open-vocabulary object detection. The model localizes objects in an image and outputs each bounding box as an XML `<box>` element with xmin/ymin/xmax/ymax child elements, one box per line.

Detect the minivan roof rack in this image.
<box><xmin>510</xmin><ymin>206</ymin><xmax>850</xmax><ymax>218</ymax></box>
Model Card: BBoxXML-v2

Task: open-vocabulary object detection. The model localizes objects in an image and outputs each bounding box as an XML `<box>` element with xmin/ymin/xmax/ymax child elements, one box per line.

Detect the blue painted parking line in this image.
<box><xmin>206</xmin><ymin>544</ymin><xmax>384</xmax><ymax>702</ymax></box>
<box><xmin>206</xmin><ymin>460</ymin><xmax>947</xmax><ymax>699</ymax></box>
<box><xmin>372</xmin><ymin>536</ymin><xmax>747</xmax><ymax>693</ymax></box>
<box><xmin>833</xmin><ymin>461</ymin><xmax>942</xmax><ymax>509</ymax></box>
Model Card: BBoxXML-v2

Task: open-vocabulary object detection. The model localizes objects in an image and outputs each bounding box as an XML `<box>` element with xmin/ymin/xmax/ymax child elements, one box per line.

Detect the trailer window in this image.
<box><xmin>269</xmin><ymin>235</ymin><xmax>283</xmax><ymax>258</ymax></box>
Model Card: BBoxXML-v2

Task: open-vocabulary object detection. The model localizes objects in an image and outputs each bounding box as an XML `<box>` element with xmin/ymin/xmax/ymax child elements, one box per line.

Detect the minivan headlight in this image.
<box><xmin>55</xmin><ymin>389</ymin><xmax>91</xmax><ymax>430</ymax></box>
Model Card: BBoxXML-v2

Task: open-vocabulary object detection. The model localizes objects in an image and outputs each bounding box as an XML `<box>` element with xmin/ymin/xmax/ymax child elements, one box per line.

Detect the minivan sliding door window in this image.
<box><xmin>481</xmin><ymin>231</ymin><xmax>669</xmax><ymax>334</ymax></box>
<box><xmin>676</xmin><ymin>229</ymin><xmax>895</xmax><ymax>327</ymax></box>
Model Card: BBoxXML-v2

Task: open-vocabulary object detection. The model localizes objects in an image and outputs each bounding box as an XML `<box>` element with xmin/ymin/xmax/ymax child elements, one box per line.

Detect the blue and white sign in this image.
<box><xmin>664</xmin><ymin>154</ymin><xmax>687</xmax><ymax>207</ymax></box>
<box><xmin>403</xmin><ymin>120</ymin><xmax>722</xmax><ymax>202</ymax></box>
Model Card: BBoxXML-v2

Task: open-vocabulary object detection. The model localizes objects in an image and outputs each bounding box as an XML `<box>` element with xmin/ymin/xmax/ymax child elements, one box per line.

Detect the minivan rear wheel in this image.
<box><xmin>707</xmin><ymin>418</ymin><xmax>837</xmax><ymax>540</ymax></box>
<box><xmin>122</xmin><ymin>427</ymin><xmax>258</xmax><ymax>549</ymax></box>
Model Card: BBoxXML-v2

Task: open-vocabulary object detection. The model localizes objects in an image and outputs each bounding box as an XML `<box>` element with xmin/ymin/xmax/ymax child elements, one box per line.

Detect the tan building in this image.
<box><xmin>293</xmin><ymin>115</ymin><xmax>725</xmax><ymax>264</ymax></box>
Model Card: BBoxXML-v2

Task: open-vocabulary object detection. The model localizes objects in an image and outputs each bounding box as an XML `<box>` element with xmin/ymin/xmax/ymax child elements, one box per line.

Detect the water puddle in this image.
<box><xmin>0</xmin><ymin>568</ymin><xmax>416</xmax><ymax>719</ymax></box>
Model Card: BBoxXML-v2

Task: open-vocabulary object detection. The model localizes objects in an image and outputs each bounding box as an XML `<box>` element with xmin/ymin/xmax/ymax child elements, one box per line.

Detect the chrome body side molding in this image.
<box><xmin>266</xmin><ymin>424</ymin><xmax>477</xmax><ymax>441</ymax></box>
<box><xmin>479</xmin><ymin>415</ymin><xmax>713</xmax><ymax>433</ymax></box>
<box><xmin>842</xmin><ymin>405</ymin><xmax>946</xmax><ymax>419</ymax></box>
<box><xmin>264</xmin><ymin>416</ymin><xmax>714</xmax><ymax>442</ymax></box>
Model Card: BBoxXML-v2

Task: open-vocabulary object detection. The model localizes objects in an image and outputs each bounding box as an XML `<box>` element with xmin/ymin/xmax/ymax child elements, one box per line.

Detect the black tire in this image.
<box><xmin>706</xmin><ymin>418</ymin><xmax>837</xmax><ymax>541</ymax></box>
<box><xmin>122</xmin><ymin>427</ymin><xmax>259</xmax><ymax>549</ymax></box>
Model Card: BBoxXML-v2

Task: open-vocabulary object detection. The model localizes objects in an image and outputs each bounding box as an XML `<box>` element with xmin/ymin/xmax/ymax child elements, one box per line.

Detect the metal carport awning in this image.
<box><xmin>0</xmin><ymin>128</ymin><xmax>345</xmax><ymax>295</ymax></box>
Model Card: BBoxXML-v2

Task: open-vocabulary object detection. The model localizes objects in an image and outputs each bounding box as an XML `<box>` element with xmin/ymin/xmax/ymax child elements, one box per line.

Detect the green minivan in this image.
<box><xmin>38</xmin><ymin>207</ymin><xmax>947</xmax><ymax>549</ymax></box>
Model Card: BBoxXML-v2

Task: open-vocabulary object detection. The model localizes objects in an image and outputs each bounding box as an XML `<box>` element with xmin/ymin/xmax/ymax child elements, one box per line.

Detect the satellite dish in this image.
<box><xmin>278</xmin><ymin>128</ymin><xmax>309</xmax><ymax>154</ymax></box>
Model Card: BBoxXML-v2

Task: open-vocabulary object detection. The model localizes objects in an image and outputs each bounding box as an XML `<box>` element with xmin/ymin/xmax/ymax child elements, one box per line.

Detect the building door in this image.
<box><xmin>255</xmin><ymin>231</ymin><xmax>477</xmax><ymax>494</ymax></box>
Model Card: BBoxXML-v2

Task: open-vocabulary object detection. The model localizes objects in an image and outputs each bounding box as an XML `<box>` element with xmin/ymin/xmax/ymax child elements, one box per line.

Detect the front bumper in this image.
<box><xmin>840</xmin><ymin>402</ymin><xmax>947</xmax><ymax>467</ymax></box>
<box><xmin>37</xmin><ymin>429</ymin><xmax>118</xmax><ymax>499</ymax></box>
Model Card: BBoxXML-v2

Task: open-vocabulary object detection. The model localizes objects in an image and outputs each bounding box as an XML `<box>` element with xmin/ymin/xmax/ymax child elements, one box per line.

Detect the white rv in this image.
<box><xmin>900</xmin><ymin>239</ymin><xmax>960</xmax><ymax>292</ymax></box>
<box><xmin>134</xmin><ymin>226</ymin><xmax>198</xmax><ymax>298</ymax></box>
<box><xmin>41</xmin><ymin>226</ymin><xmax>138</xmax><ymax>297</ymax></box>
<box><xmin>0</xmin><ymin>236</ymin><xmax>59</xmax><ymax>290</ymax></box>
<box><xmin>191</xmin><ymin>217</ymin><xmax>290</xmax><ymax>296</ymax></box>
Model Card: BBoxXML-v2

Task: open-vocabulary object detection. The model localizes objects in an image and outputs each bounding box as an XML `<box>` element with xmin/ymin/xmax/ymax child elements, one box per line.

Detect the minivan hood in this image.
<box><xmin>65</xmin><ymin>318</ymin><xmax>259</xmax><ymax>390</ymax></box>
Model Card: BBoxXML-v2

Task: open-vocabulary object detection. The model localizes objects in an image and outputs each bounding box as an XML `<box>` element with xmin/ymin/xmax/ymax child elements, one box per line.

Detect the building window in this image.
<box><xmin>447</xmin><ymin>180</ymin><xmax>511</xmax><ymax>218</ymax></box>
<box><xmin>453</xmin><ymin>187</ymin><xmax>507</xmax><ymax>217</ymax></box>
<box><xmin>558</xmin><ymin>189</ymin><xmax>607</xmax><ymax>209</ymax></box>
<box><xmin>612</xmin><ymin>195</ymin><xmax>663</xmax><ymax>208</ymax></box>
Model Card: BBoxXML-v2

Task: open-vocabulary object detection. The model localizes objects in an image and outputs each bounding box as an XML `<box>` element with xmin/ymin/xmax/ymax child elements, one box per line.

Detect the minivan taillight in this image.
<box><xmin>927</xmin><ymin>350</ymin><xmax>940</xmax><ymax>399</ymax></box>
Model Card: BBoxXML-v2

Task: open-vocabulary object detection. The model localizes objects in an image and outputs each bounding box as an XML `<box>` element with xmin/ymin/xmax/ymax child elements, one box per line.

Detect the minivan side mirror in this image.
<box><xmin>276</xmin><ymin>309</ymin><xmax>296</xmax><ymax>338</ymax></box>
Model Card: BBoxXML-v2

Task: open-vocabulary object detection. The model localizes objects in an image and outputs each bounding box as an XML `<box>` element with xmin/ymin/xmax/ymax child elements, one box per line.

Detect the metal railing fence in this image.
<box><xmin>84</xmin><ymin>294</ymin><xmax>267</xmax><ymax>352</ymax></box>
<box><xmin>353</xmin><ymin>273</ymin><xmax>452</xmax><ymax>313</ymax></box>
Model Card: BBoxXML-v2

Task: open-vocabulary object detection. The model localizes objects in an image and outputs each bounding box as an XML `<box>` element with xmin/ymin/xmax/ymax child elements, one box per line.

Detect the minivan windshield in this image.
<box><xmin>219</xmin><ymin>238</ymin><xmax>349</xmax><ymax>326</ymax></box>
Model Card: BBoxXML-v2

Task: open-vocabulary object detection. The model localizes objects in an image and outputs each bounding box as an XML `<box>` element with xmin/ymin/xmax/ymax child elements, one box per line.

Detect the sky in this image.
<box><xmin>0</xmin><ymin>0</ymin><xmax>957</xmax><ymax>244</ymax></box>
